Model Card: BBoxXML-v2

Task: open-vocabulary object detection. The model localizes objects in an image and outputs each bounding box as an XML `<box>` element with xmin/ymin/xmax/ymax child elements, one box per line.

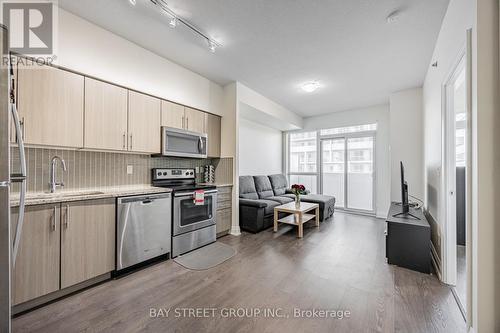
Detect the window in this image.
<box><xmin>287</xmin><ymin>123</ymin><xmax>376</xmax><ymax>209</ymax></box>
<box><xmin>320</xmin><ymin>123</ymin><xmax>377</xmax><ymax>136</ymax></box>
<box><xmin>289</xmin><ymin>131</ymin><xmax>317</xmax><ymax>173</ymax></box>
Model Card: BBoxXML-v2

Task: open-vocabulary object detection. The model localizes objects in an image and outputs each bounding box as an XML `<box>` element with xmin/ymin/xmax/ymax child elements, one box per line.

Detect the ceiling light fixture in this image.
<box><xmin>301</xmin><ymin>81</ymin><xmax>320</xmax><ymax>93</ymax></box>
<box><xmin>150</xmin><ymin>0</ymin><xmax>222</xmax><ymax>53</ymax></box>
<box><xmin>129</xmin><ymin>0</ymin><xmax>136</xmax><ymax>6</ymax></box>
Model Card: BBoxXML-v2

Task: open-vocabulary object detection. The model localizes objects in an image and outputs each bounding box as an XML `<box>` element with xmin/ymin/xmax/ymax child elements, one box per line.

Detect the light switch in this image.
<box><xmin>127</xmin><ymin>165</ymin><xmax>133</xmax><ymax>175</ymax></box>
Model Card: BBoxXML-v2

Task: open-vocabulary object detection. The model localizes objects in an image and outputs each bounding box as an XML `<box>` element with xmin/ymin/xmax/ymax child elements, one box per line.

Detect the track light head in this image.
<box><xmin>208</xmin><ymin>40</ymin><xmax>217</xmax><ymax>53</ymax></box>
<box><xmin>169</xmin><ymin>16</ymin><xmax>177</xmax><ymax>28</ymax></box>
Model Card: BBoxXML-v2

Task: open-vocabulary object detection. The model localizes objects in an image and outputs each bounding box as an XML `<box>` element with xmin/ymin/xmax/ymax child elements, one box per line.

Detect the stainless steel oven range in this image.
<box><xmin>152</xmin><ymin>168</ymin><xmax>217</xmax><ymax>257</ymax></box>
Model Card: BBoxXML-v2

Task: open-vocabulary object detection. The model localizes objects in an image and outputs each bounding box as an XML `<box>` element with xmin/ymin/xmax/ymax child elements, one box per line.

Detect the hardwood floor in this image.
<box><xmin>13</xmin><ymin>212</ymin><xmax>465</xmax><ymax>333</ymax></box>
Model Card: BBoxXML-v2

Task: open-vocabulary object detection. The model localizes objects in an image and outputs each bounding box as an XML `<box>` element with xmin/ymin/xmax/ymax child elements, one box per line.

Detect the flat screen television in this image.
<box><xmin>393</xmin><ymin>161</ymin><xmax>420</xmax><ymax>219</ymax></box>
<box><xmin>400</xmin><ymin>161</ymin><xmax>409</xmax><ymax>214</ymax></box>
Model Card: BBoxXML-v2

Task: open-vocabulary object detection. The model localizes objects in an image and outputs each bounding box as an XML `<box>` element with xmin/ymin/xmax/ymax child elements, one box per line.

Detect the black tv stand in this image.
<box><xmin>385</xmin><ymin>202</ymin><xmax>431</xmax><ymax>274</ymax></box>
<box><xmin>392</xmin><ymin>211</ymin><xmax>421</xmax><ymax>220</ymax></box>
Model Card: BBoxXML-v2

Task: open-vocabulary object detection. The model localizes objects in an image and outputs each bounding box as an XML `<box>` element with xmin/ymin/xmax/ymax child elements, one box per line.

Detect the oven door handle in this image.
<box><xmin>174</xmin><ymin>190</ymin><xmax>218</xmax><ymax>198</ymax></box>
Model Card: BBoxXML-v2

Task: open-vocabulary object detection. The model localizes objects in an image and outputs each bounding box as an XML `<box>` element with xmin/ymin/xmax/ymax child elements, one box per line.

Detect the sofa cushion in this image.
<box><xmin>253</xmin><ymin>176</ymin><xmax>274</xmax><ymax>199</ymax></box>
<box><xmin>256</xmin><ymin>199</ymin><xmax>280</xmax><ymax>215</ymax></box>
<box><xmin>267</xmin><ymin>196</ymin><xmax>294</xmax><ymax>205</ymax></box>
<box><xmin>239</xmin><ymin>176</ymin><xmax>258</xmax><ymax>200</ymax></box>
<box><xmin>268</xmin><ymin>174</ymin><xmax>289</xmax><ymax>196</ymax></box>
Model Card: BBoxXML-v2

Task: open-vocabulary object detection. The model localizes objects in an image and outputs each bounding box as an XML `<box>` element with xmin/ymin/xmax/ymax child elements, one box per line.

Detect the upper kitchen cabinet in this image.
<box><xmin>161</xmin><ymin>101</ymin><xmax>207</xmax><ymax>134</ymax></box>
<box><xmin>184</xmin><ymin>107</ymin><xmax>206</xmax><ymax>133</ymax></box>
<box><xmin>17</xmin><ymin>64</ymin><xmax>84</xmax><ymax>148</ymax></box>
<box><xmin>206</xmin><ymin>113</ymin><xmax>221</xmax><ymax>157</ymax></box>
<box><xmin>128</xmin><ymin>91</ymin><xmax>161</xmax><ymax>154</ymax></box>
<box><xmin>84</xmin><ymin>78</ymin><xmax>128</xmax><ymax>151</ymax></box>
<box><xmin>161</xmin><ymin>100</ymin><xmax>185</xmax><ymax>130</ymax></box>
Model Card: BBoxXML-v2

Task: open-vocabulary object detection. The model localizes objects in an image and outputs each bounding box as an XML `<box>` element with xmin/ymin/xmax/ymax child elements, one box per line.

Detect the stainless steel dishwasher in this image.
<box><xmin>116</xmin><ymin>192</ymin><xmax>172</xmax><ymax>271</ymax></box>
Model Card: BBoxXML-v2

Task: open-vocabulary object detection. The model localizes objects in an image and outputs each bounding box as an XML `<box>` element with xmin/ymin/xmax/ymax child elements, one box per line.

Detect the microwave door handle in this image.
<box><xmin>198</xmin><ymin>136</ymin><xmax>203</xmax><ymax>153</ymax></box>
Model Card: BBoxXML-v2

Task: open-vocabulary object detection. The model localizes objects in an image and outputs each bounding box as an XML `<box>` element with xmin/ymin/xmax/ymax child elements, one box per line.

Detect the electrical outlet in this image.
<box><xmin>127</xmin><ymin>165</ymin><xmax>133</xmax><ymax>175</ymax></box>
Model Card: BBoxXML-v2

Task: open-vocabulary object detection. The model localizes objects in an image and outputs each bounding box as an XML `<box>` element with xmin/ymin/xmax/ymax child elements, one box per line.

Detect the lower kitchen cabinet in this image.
<box><xmin>61</xmin><ymin>199</ymin><xmax>115</xmax><ymax>288</ymax></box>
<box><xmin>216</xmin><ymin>186</ymin><xmax>233</xmax><ymax>237</ymax></box>
<box><xmin>10</xmin><ymin>199</ymin><xmax>116</xmax><ymax>306</ymax></box>
<box><xmin>11</xmin><ymin>204</ymin><xmax>61</xmax><ymax>305</ymax></box>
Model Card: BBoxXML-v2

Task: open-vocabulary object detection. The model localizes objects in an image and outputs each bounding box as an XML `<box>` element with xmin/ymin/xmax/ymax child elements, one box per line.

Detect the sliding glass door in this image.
<box><xmin>320</xmin><ymin>135</ymin><xmax>375</xmax><ymax>213</ymax></box>
<box><xmin>346</xmin><ymin>136</ymin><xmax>374</xmax><ymax>211</ymax></box>
<box><xmin>321</xmin><ymin>138</ymin><xmax>345</xmax><ymax>208</ymax></box>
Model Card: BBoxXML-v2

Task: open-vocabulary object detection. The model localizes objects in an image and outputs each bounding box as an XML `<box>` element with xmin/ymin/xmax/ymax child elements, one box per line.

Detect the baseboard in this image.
<box><xmin>430</xmin><ymin>240</ymin><xmax>442</xmax><ymax>281</ymax></box>
<box><xmin>230</xmin><ymin>225</ymin><xmax>241</xmax><ymax>236</ymax></box>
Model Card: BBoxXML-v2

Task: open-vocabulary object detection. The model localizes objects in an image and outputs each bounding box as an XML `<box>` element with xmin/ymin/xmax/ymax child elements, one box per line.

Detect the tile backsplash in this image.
<box><xmin>10</xmin><ymin>147</ymin><xmax>233</xmax><ymax>193</ymax></box>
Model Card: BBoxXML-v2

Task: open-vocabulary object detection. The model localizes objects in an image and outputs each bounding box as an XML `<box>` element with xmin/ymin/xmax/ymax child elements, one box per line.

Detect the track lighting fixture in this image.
<box><xmin>149</xmin><ymin>0</ymin><xmax>222</xmax><ymax>53</ymax></box>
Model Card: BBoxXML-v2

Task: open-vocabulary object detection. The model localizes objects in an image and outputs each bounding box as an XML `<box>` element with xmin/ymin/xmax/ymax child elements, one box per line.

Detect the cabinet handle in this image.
<box><xmin>122</xmin><ymin>132</ymin><xmax>126</xmax><ymax>149</ymax></box>
<box><xmin>130</xmin><ymin>134</ymin><xmax>133</xmax><ymax>151</ymax></box>
<box><xmin>186</xmin><ymin>117</ymin><xmax>189</xmax><ymax>130</ymax></box>
<box><xmin>52</xmin><ymin>206</ymin><xmax>57</xmax><ymax>232</ymax></box>
<box><xmin>182</xmin><ymin>116</ymin><xmax>185</xmax><ymax>129</ymax></box>
<box><xmin>64</xmin><ymin>205</ymin><xmax>70</xmax><ymax>229</ymax></box>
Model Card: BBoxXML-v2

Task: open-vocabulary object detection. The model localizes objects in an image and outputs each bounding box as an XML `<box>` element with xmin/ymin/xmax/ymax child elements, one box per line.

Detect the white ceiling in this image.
<box><xmin>59</xmin><ymin>0</ymin><xmax>449</xmax><ymax>117</ymax></box>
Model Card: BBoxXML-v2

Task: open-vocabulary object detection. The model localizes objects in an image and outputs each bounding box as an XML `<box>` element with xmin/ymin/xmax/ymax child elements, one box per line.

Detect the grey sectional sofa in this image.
<box><xmin>239</xmin><ymin>174</ymin><xmax>336</xmax><ymax>233</ymax></box>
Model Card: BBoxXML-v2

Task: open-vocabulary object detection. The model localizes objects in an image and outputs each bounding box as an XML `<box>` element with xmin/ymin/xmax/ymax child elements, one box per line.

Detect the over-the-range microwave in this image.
<box><xmin>161</xmin><ymin>126</ymin><xmax>208</xmax><ymax>158</ymax></box>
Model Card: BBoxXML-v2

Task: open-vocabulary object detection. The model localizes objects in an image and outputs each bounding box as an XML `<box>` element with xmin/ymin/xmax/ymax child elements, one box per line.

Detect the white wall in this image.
<box><xmin>389</xmin><ymin>88</ymin><xmax>424</xmax><ymax>202</ymax></box>
<box><xmin>237</xmin><ymin>83</ymin><xmax>303</xmax><ymax>130</ymax></box>
<box><xmin>238</xmin><ymin>118</ymin><xmax>282</xmax><ymax>176</ymax></box>
<box><xmin>422</xmin><ymin>0</ymin><xmax>473</xmax><ymax>259</ymax></box>
<box><xmin>303</xmin><ymin>104</ymin><xmax>391</xmax><ymax>218</ymax></box>
<box><xmin>472</xmin><ymin>1</ymin><xmax>500</xmax><ymax>331</ymax></box>
<box><xmin>56</xmin><ymin>8</ymin><xmax>224</xmax><ymax>115</ymax></box>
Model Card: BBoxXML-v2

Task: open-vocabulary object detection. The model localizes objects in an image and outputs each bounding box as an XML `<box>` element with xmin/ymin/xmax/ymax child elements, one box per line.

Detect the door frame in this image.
<box><xmin>441</xmin><ymin>31</ymin><xmax>473</xmax><ymax>326</ymax></box>
<box><xmin>319</xmin><ymin>131</ymin><xmax>376</xmax><ymax>215</ymax></box>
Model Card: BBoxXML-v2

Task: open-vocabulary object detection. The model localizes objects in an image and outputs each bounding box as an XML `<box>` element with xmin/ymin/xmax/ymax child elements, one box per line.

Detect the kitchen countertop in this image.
<box><xmin>10</xmin><ymin>185</ymin><xmax>173</xmax><ymax>207</ymax></box>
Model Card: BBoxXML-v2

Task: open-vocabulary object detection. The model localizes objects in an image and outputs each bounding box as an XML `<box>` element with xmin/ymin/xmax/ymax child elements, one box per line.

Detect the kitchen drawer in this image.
<box><xmin>217</xmin><ymin>186</ymin><xmax>232</xmax><ymax>194</ymax></box>
<box><xmin>216</xmin><ymin>208</ymin><xmax>232</xmax><ymax>236</ymax></box>
<box><xmin>218</xmin><ymin>192</ymin><xmax>232</xmax><ymax>203</ymax></box>
<box><xmin>217</xmin><ymin>200</ymin><xmax>232</xmax><ymax>210</ymax></box>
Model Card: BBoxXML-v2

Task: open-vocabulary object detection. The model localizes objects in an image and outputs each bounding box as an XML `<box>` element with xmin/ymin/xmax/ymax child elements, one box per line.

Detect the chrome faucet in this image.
<box><xmin>49</xmin><ymin>156</ymin><xmax>67</xmax><ymax>193</ymax></box>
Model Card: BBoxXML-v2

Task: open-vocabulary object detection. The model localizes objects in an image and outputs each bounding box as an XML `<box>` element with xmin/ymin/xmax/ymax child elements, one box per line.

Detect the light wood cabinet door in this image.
<box><xmin>216</xmin><ymin>208</ymin><xmax>232</xmax><ymax>236</ymax></box>
<box><xmin>84</xmin><ymin>78</ymin><xmax>128</xmax><ymax>151</ymax></box>
<box><xmin>11</xmin><ymin>204</ymin><xmax>60</xmax><ymax>305</ymax></box>
<box><xmin>60</xmin><ymin>199</ymin><xmax>115</xmax><ymax>289</ymax></box>
<box><xmin>128</xmin><ymin>91</ymin><xmax>161</xmax><ymax>154</ymax></box>
<box><xmin>161</xmin><ymin>100</ymin><xmax>185</xmax><ymax>130</ymax></box>
<box><xmin>185</xmin><ymin>107</ymin><xmax>206</xmax><ymax>133</ymax></box>
<box><xmin>206</xmin><ymin>113</ymin><xmax>221</xmax><ymax>157</ymax></box>
<box><xmin>17</xmin><ymin>64</ymin><xmax>84</xmax><ymax>148</ymax></box>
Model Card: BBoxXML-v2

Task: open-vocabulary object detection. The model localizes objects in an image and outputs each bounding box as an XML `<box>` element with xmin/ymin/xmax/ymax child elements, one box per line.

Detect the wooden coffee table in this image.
<box><xmin>273</xmin><ymin>202</ymin><xmax>320</xmax><ymax>238</ymax></box>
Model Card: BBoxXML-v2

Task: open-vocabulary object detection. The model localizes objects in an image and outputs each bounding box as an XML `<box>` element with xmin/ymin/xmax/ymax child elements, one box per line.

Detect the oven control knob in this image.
<box><xmin>185</xmin><ymin>172</ymin><xmax>189</xmax><ymax>175</ymax></box>
<box><xmin>157</xmin><ymin>172</ymin><xmax>162</xmax><ymax>177</ymax></box>
<box><xmin>190</xmin><ymin>172</ymin><xmax>194</xmax><ymax>175</ymax></box>
<box><xmin>163</xmin><ymin>172</ymin><xmax>168</xmax><ymax>176</ymax></box>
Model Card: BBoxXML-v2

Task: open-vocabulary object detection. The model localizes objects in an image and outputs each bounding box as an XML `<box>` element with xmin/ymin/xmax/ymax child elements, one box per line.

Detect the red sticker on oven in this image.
<box><xmin>194</xmin><ymin>190</ymin><xmax>205</xmax><ymax>205</ymax></box>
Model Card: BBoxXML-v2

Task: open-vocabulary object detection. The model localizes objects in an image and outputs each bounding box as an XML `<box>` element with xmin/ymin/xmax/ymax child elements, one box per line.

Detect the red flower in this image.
<box><xmin>291</xmin><ymin>184</ymin><xmax>306</xmax><ymax>194</ymax></box>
